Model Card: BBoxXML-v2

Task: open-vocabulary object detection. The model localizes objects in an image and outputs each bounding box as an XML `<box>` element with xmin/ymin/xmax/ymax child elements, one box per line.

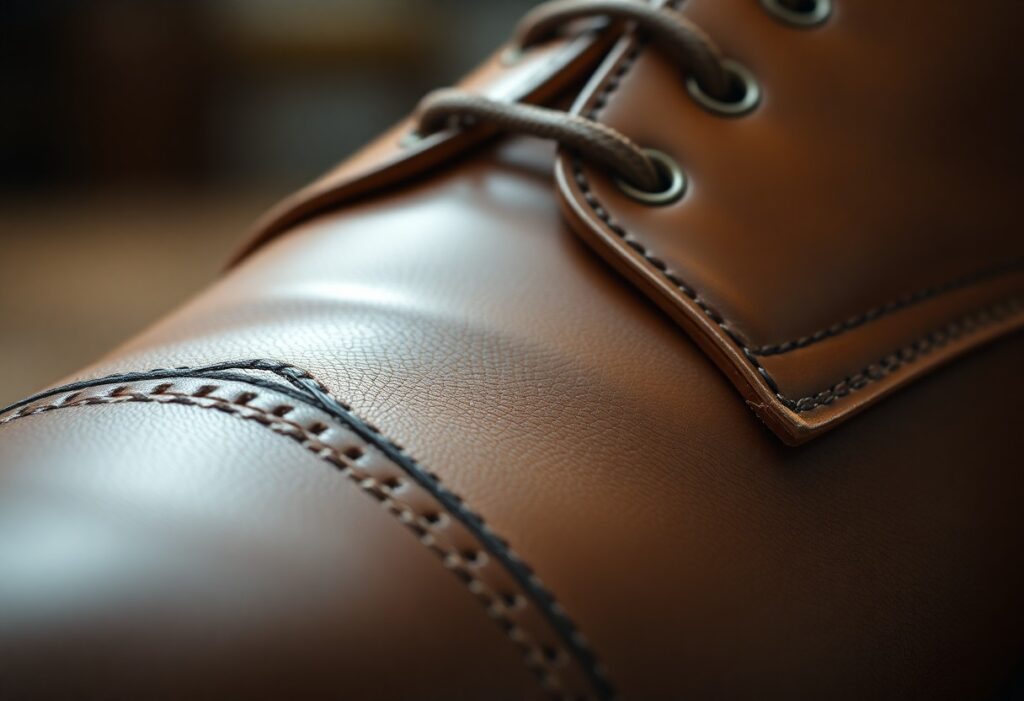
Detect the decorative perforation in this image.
<box><xmin>0</xmin><ymin>360</ymin><xmax>613</xmax><ymax>701</ymax></box>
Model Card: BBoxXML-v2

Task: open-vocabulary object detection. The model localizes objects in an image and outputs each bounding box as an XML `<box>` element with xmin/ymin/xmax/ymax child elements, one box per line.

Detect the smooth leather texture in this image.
<box><xmin>0</xmin><ymin>362</ymin><xmax>605</xmax><ymax>698</ymax></box>
<box><xmin>558</xmin><ymin>0</ymin><xmax>1024</xmax><ymax>442</ymax></box>
<box><xmin>3</xmin><ymin>137</ymin><xmax>1022</xmax><ymax>699</ymax></box>
<box><xmin>3</xmin><ymin>2</ymin><xmax>1023</xmax><ymax>699</ymax></box>
<box><xmin>241</xmin><ymin>0</ymin><xmax>1024</xmax><ymax>445</ymax></box>
<box><xmin>0</xmin><ymin>399</ymin><xmax>540</xmax><ymax>700</ymax></box>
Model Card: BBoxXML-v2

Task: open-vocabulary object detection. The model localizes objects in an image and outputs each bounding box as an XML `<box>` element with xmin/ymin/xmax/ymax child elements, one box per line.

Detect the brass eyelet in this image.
<box><xmin>614</xmin><ymin>149</ymin><xmax>687</xmax><ymax>206</ymax></box>
<box><xmin>686</xmin><ymin>59</ymin><xmax>761</xmax><ymax>117</ymax></box>
<box><xmin>760</xmin><ymin>0</ymin><xmax>832</xmax><ymax>27</ymax></box>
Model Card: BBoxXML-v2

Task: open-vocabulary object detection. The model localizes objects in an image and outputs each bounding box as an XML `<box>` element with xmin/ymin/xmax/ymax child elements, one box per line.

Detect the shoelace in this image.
<box><xmin>412</xmin><ymin>0</ymin><xmax>828</xmax><ymax>196</ymax></box>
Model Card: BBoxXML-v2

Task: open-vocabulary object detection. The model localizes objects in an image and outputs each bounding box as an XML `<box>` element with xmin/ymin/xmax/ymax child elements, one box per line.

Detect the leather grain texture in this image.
<box><xmin>2</xmin><ymin>2</ymin><xmax>1023</xmax><ymax>697</ymax></box>
<box><xmin>0</xmin><ymin>361</ymin><xmax>608</xmax><ymax>699</ymax></box>
<box><xmin>0</xmin><ymin>393</ymin><xmax>542</xmax><ymax>700</ymax></box>
<box><xmin>4</xmin><ymin>138</ymin><xmax>1020</xmax><ymax>699</ymax></box>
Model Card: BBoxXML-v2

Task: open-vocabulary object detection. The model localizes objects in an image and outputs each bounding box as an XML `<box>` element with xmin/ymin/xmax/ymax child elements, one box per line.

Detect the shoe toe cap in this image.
<box><xmin>0</xmin><ymin>396</ymin><xmax>541</xmax><ymax>700</ymax></box>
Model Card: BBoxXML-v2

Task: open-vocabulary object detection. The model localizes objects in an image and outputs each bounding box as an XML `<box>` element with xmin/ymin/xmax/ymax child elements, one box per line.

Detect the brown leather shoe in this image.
<box><xmin>2</xmin><ymin>1</ymin><xmax>1022</xmax><ymax>699</ymax></box>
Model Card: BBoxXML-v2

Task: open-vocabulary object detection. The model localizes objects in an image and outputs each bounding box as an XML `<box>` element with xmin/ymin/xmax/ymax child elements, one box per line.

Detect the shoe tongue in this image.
<box><xmin>556</xmin><ymin>0</ymin><xmax>1024</xmax><ymax>444</ymax></box>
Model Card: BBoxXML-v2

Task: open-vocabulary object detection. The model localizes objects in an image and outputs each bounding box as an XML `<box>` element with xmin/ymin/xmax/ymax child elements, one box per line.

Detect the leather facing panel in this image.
<box><xmin>556</xmin><ymin>0</ymin><xmax>1024</xmax><ymax>443</ymax></box>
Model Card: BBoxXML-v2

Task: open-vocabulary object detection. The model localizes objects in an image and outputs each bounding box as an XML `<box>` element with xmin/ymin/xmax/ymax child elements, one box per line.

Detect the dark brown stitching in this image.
<box><xmin>783</xmin><ymin>297</ymin><xmax>1020</xmax><ymax>411</ymax></box>
<box><xmin>750</xmin><ymin>263</ymin><xmax>1023</xmax><ymax>356</ymax></box>
<box><xmin>573</xmin><ymin>12</ymin><xmax>1023</xmax><ymax>414</ymax></box>
<box><xmin>0</xmin><ymin>385</ymin><xmax>589</xmax><ymax>700</ymax></box>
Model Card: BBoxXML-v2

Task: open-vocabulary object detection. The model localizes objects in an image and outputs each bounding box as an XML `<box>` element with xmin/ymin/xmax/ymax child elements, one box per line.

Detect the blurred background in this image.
<box><xmin>0</xmin><ymin>0</ymin><xmax>536</xmax><ymax>404</ymax></box>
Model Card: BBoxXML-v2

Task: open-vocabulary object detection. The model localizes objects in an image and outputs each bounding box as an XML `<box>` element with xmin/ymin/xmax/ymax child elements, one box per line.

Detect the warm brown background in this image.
<box><xmin>0</xmin><ymin>0</ymin><xmax>535</xmax><ymax>405</ymax></box>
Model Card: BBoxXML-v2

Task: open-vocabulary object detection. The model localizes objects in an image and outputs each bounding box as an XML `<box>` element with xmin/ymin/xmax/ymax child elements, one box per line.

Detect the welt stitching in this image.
<box><xmin>0</xmin><ymin>388</ymin><xmax>582</xmax><ymax>699</ymax></box>
<box><xmin>573</xmin><ymin>12</ymin><xmax>1023</xmax><ymax>413</ymax></box>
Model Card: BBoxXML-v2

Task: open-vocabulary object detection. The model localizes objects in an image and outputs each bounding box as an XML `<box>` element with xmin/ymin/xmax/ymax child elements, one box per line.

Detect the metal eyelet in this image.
<box><xmin>614</xmin><ymin>149</ymin><xmax>687</xmax><ymax>206</ymax></box>
<box><xmin>686</xmin><ymin>59</ymin><xmax>761</xmax><ymax>117</ymax></box>
<box><xmin>760</xmin><ymin>0</ymin><xmax>832</xmax><ymax>27</ymax></box>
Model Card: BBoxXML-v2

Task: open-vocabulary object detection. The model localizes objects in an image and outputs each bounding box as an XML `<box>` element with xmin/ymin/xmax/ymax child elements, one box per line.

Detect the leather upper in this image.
<box><xmin>2</xmin><ymin>1</ymin><xmax>1023</xmax><ymax>699</ymax></box>
<box><xmin>241</xmin><ymin>1</ymin><xmax>1024</xmax><ymax>445</ymax></box>
<box><xmin>559</xmin><ymin>0</ymin><xmax>1024</xmax><ymax>442</ymax></box>
<box><xmin>0</xmin><ymin>386</ymin><xmax>540</xmax><ymax>700</ymax></box>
